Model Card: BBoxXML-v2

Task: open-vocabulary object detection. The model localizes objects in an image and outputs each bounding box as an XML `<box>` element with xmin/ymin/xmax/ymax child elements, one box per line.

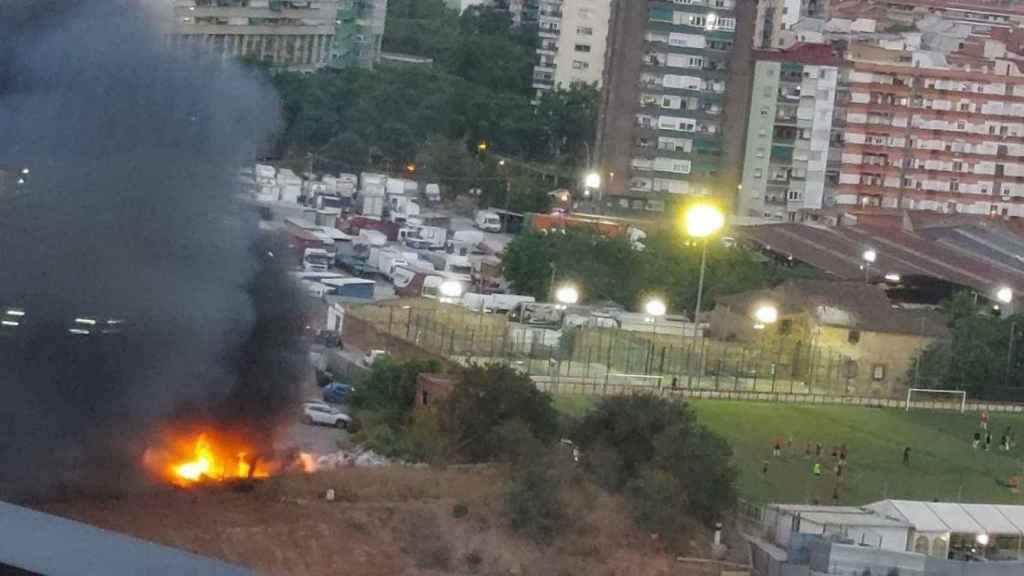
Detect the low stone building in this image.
<box><xmin>710</xmin><ymin>280</ymin><xmax>948</xmax><ymax>396</ymax></box>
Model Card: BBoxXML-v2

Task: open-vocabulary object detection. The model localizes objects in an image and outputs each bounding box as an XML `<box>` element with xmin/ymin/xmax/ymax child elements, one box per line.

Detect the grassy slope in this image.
<box><xmin>554</xmin><ymin>396</ymin><xmax>1024</xmax><ymax>505</ymax></box>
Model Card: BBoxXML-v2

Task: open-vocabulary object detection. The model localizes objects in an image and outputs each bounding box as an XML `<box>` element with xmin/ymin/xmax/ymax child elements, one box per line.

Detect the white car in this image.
<box><xmin>302</xmin><ymin>401</ymin><xmax>352</xmax><ymax>429</ymax></box>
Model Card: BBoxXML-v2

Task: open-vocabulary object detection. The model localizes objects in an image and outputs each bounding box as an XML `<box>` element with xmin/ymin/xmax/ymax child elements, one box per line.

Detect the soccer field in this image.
<box><xmin>554</xmin><ymin>396</ymin><xmax>1024</xmax><ymax>505</ymax></box>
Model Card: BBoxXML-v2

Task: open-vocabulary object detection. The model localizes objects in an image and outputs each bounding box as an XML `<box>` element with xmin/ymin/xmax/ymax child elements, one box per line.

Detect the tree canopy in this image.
<box><xmin>501</xmin><ymin>229</ymin><xmax>820</xmax><ymax>316</ymax></box>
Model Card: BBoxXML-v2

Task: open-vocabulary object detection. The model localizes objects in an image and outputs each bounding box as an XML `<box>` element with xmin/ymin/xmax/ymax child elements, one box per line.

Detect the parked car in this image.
<box><xmin>302</xmin><ymin>401</ymin><xmax>352</xmax><ymax>429</ymax></box>
<box><xmin>322</xmin><ymin>381</ymin><xmax>355</xmax><ymax>404</ymax></box>
<box><xmin>362</xmin><ymin>349</ymin><xmax>388</xmax><ymax>367</ymax></box>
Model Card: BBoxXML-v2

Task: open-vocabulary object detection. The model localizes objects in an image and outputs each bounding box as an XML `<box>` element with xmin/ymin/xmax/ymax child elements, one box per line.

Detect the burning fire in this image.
<box><xmin>144</xmin><ymin>427</ymin><xmax>311</xmax><ymax>487</ymax></box>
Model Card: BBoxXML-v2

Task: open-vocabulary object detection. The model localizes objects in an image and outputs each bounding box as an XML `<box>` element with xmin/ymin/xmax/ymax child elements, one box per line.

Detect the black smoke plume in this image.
<box><xmin>0</xmin><ymin>1</ymin><xmax>306</xmax><ymax>497</ymax></box>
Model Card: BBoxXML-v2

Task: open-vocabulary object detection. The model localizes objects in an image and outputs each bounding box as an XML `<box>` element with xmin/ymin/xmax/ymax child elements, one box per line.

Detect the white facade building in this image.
<box><xmin>532</xmin><ymin>0</ymin><xmax>612</xmax><ymax>97</ymax></box>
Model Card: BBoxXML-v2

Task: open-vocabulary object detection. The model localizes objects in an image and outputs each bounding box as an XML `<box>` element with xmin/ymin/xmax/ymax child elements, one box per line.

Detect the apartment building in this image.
<box><xmin>330</xmin><ymin>0</ymin><xmax>388</xmax><ymax>69</ymax></box>
<box><xmin>169</xmin><ymin>0</ymin><xmax>386</xmax><ymax>70</ymax></box>
<box><xmin>595</xmin><ymin>0</ymin><xmax>737</xmax><ymax>209</ymax></box>
<box><xmin>532</xmin><ymin>0</ymin><xmax>612</xmax><ymax>97</ymax></box>
<box><xmin>836</xmin><ymin>34</ymin><xmax>1024</xmax><ymax>218</ymax></box>
<box><xmin>738</xmin><ymin>44</ymin><xmax>841</xmax><ymax>219</ymax></box>
<box><xmin>753</xmin><ymin>0</ymin><xmax>831</xmax><ymax>49</ymax></box>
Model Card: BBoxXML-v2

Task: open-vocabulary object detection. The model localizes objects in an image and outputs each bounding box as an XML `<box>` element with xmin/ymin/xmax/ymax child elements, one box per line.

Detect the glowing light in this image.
<box><xmin>862</xmin><ymin>249</ymin><xmax>877</xmax><ymax>263</ymax></box>
<box><xmin>684</xmin><ymin>203</ymin><xmax>725</xmax><ymax>239</ymax></box>
<box><xmin>884</xmin><ymin>273</ymin><xmax>901</xmax><ymax>282</ymax></box>
<box><xmin>5</xmin><ymin>309</ymin><xmax>25</xmax><ymax>317</ymax></box>
<box><xmin>439</xmin><ymin>280</ymin><xmax>463</xmax><ymax>298</ymax></box>
<box><xmin>645</xmin><ymin>298</ymin><xmax>667</xmax><ymax>317</ymax></box>
<box><xmin>68</xmin><ymin>328</ymin><xmax>90</xmax><ymax>335</ymax></box>
<box><xmin>997</xmin><ymin>286</ymin><xmax>1013</xmax><ymax>304</ymax></box>
<box><xmin>977</xmin><ymin>533</ymin><xmax>990</xmax><ymax>546</ymax></box>
<box><xmin>74</xmin><ymin>317</ymin><xmax>97</xmax><ymax>325</ymax></box>
<box><xmin>584</xmin><ymin>172</ymin><xmax>601</xmax><ymax>189</ymax></box>
<box><xmin>1</xmin><ymin>320</ymin><xmax>19</xmax><ymax>327</ymax></box>
<box><xmin>754</xmin><ymin>305</ymin><xmax>779</xmax><ymax>325</ymax></box>
<box><xmin>555</xmin><ymin>284</ymin><xmax>580</xmax><ymax>305</ymax></box>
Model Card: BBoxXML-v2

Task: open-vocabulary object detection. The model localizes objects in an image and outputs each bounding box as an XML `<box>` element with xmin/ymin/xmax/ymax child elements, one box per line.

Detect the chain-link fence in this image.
<box><xmin>348</xmin><ymin>302</ymin><xmax>884</xmax><ymax>397</ymax></box>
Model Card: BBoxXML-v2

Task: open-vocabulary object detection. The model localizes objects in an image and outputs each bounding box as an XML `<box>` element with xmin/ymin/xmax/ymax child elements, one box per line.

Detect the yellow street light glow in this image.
<box><xmin>584</xmin><ymin>172</ymin><xmax>601</xmax><ymax>189</ymax></box>
<box><xmin>684</xmin><ymin>203</ymin><xmax>725</xmax><ymax>239</ymax></box>
<box><xmin>754</xmin><ymin>305</ymin><xmax>779</xmax><ymax>325</ymax></box>
<box><xmin>645</xmin><ymin>298</ymin><xmax>667</xmax><ymax>318</ymax></box>
<box><xmin>997</xmin><ymin>286</ymin><xmax>1013</xmax><ymax>304</ymax></box>
<box><xmin>555</xmin><ymin>284</ymin><xmax>580</xmax><ymax>305</ymax></box>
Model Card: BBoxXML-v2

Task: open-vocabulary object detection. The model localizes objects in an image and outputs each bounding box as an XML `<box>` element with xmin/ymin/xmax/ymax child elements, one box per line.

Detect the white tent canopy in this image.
<box><xmin>868</xmin><ymin>500</ymin><xmax>1024</xmax><ymax>537</ymax></box>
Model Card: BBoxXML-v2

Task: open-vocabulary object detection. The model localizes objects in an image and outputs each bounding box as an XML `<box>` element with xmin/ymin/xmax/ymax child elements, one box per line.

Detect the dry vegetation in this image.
<box><xmin>40</xmin><ymin>466</ymin><xmax>727</xmax><ymax>576</ymax></box>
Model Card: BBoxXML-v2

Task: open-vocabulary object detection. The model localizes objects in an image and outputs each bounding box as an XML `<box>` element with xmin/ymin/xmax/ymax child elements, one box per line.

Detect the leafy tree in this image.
<box><xmin>439</xmin><ymin>364</ymin><xmax>560</xmax><ymax>462</ymax></box>
<box><xmin>348</xmin><ymin>358</ymin><xmax>440</xmax><ymax>428</ymax></box>
<box><xmin>501</xmin><ymin>229</ymin><xmax>817</xmax><ymax>314</ymax></box>
<box><xmin>572</xmin><ymin>396</ymin><xmax>738</xmax><ymax>532</ymax></box>
<box><xmin>534</xmin><ymin>83</ymin><xmax>600</xmax><ymax>166</ymax></box>
<box><xmin>572</xmin><ymin>395</ymin><xmax>691</xmax><ymax>490</ymax></box>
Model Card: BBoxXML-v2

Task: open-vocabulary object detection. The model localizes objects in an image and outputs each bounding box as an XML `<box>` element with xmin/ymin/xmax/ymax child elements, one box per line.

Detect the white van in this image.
<box><xmin>474</xmin><ymin>210</ymin><xmax>502</xmax><ymax>233</ymax></box>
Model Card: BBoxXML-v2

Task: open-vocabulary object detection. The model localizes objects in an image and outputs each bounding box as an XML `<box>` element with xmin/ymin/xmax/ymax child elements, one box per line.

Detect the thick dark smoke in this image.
<box><xmin>0</xmin><ymin>1</ymin><xmax>307</xmax><ymax>497</ymax></box>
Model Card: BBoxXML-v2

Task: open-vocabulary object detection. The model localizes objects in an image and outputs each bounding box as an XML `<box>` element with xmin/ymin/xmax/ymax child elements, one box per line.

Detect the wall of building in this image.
<box><xmin>836</xmin><ymin>48</ymin><xmax>1024</xmax><ymax>218</ymax></box>
<box><xmin>551</xmin><ymin>0</ymin><xmax>611</xmax><ymax>89</ymax></box>
<box><xmin>170</xmin><ymin>0</ymin><xmax>341</xmax><ymax>70</ymax></box>
<box><xmin>740</xmin><ymin>60</ymin><xmax>782</xmax><ymax>217</ymax></box>
<box><xmin>815</xmin><ymin>325</ymin><xmax>935</xmax><ymax>396</ymax></box>
<box><xmin>596</xmin><ymin>0</ymin><xmax>737</xmax><ymax>205</ymax></box>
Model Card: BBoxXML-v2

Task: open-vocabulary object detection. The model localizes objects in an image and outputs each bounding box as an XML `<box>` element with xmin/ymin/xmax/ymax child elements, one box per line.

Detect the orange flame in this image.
<box><xmin>144</xmin><ymin>427</ymin><xmax>318</xmax><ymax>487</ymax></box>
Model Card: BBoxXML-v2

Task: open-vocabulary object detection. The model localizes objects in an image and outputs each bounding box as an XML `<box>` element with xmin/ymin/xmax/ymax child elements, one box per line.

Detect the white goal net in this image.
<box><xmin>905</xmin><ymin>388</ymin><xmax>967</xmax><ymax>413</ymax></box>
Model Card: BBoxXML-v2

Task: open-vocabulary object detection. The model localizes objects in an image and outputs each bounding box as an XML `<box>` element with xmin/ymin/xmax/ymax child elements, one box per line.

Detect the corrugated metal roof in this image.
<box><xmin>0</xmin><ymin>501</ymin><xmax>253</xmax><ymax>576</ymax></box>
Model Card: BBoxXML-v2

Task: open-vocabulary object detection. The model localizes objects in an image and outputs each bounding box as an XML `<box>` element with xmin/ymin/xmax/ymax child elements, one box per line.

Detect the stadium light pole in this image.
<box><xmin>862</xmin><ymin>249</ymin><xmax>877</xmax><ymax>283</ymax></box>
<box><xmin>683</xmin><ymin>203</ymin><xmax>725</xmax><ymax>386</ymax></box>
<box><xmin>999</xmin><ymin>287</ymin><xmax>1015</xmax><ymax>387</ymax></box>
<box><xmin>645</xmin><ymin>298</ymin><xmax>667</xmax><ymax>375</ymax></box>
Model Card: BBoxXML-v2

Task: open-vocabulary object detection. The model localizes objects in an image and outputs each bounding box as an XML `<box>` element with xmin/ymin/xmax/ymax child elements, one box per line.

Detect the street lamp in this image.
<box><xmin>584</xmin><ymin>172</ymin><xmax>601</xmax><ymax>190</ymax></box>
<box><xmin>555</xmin><ymin>284</ymin><xmax>580</xmax><ymax>306</ymax></box>
<box><xmin>645</xmin><ymin>297</ymin><xmax>667</xmax><ymax>375</ymax></box>
<box><xmin>753</xmin><ymin>304</ymin><xmax>779</xmax><ymax>330</ymax></box>
<box><xmin>683</xmin><ymin>202</ymin><xmax>725</xmax><ymax>387</ymax></box>
<box><xmin>862</xmin><ymin>249</ymin><xmax>877</xmax><ymax>283</ymax></box>
<box><xmin>645</xmin><ymin>298</ymin><xmax>667</xmax><ymax>318</ymax></box>
<box><xmin>997</xmin><ymin>286</ymin><xmax>1013</xmax><ymax>305</ymax></box>
<box><xmin>439</xmin><ymin>280</ymin><xmax>463</xmax><ymax>303</ymax></box>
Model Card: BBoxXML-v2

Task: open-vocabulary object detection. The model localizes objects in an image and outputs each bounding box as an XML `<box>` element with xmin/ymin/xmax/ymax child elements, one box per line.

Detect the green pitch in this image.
<box><xmin>554</xmin><ymin>396</ymin><xmax>1024</xmax><ymax>505</ymax></box>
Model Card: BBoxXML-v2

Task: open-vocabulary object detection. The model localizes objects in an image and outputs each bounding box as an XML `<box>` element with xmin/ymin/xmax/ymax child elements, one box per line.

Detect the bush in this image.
<box><xmin>625</xmin><ymin>468</ymin><xmax>690</xmax><ymax>539</ymax></box>
<box><xmin>572</xmin><ymin>395</ymin><xmax>738</xmax><ymax>535</ymax></box>
<box><xmin>505</xmin><ymin>460</ymin><xmax>569</xmax><ymax>543</ymax></box>
<box><xmin>440</xmin><ymin>364</ymin><xmax>559</xmax><ymax>462</ymax></box>
<box><xmin>348</xmin><ymin>358</ymin><xmax>441</xmax><ymax>428</ymax></box>
<box><xmin>573</xmin><ymin>395</ymin><xmax>691</xmax><ymax>490</ymax></box>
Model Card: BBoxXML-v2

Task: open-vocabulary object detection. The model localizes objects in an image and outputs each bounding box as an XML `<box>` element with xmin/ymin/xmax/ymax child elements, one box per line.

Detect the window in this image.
<box><xmin>572</xmin><ymin>60</ymin><xmax>589</xmax><ymax>70</ymax></box>
<box><xmin>953</xmin><ymin>160</ymin><xmax>963</xmax><ymax>172</ymax></box>
<box><xmin>754</xmin><ymin>168</ymin><xmax>763</xmax><ymax>178</ymax></box>
<box><xmin>578</xmin><ymin>7</ymin><xmax>593</xmax><ymax>18</ymax></box>
<box><xmin>847</xmin><ymin>330</ymin><xmax>861</xmax><ymax>344</ymax></box>
<box><xmin>574</xmin><ymin>44</ymin><xmax>591</xmax><ymax>53</ymax></box>
<box><xmin>689</xmin><ymin>15</ymin><xmax>706</xmax><ymax>27</ymax></box>
<box><xmin>956</xmin><ymin>119</ymin><xmax>966</xmax><ymax>130</ymax></box>
<box><xmin>716</xmin><ymin>17</ymin><xmax>736</xmax><ymax>30</ymax></box>
<box><xmin>577</xmin><ymin>26</ymin><xmax>593</xmax><ymax>36</ymax></box>
<box><xmin>872</xmin><ymin>364</ymin><xmax>886</xmax><ymax>381</ymax></box>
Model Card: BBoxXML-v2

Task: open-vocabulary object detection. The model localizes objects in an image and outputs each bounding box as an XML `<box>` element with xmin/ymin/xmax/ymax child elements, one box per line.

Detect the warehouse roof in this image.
<box><xmin>737</xmin><ymin>222</ymin><xmax>1024</xmax><ymax>297</ymax></box>
<box><xmin>0</xmin><ymin>500</ymin><xmax>252</xmax><ymax>576</ymax></box>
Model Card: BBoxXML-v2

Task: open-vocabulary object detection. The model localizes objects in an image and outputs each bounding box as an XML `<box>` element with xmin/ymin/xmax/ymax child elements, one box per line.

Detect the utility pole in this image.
<box><xmin>1006</xmin><ymin>321</ymin><xmax>1017</xmax><ymax>388</ymax></box>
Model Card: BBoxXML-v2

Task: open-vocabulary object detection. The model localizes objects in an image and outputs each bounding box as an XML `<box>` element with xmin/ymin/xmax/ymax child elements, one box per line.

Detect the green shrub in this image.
<box><xmin>440</xmin><ymin>364</ymin><xmax>559</xmax><ymax>463</ymax></box>
<box><xmin>505</xmin><ymin>460</ymin><xmax>568</xmax><ymax>544</ymax></box>
<box><xmin>625</xmin><ymin>468</ymin><xmax>690</xmax><ymax>539</ymax></box>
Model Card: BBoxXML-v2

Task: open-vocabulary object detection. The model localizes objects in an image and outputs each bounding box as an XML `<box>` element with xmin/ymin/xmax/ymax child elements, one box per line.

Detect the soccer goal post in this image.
<box><xmin>905</xmin><ymin>388</ymin><xmax>967</xmax><ymax>413</ymax></box>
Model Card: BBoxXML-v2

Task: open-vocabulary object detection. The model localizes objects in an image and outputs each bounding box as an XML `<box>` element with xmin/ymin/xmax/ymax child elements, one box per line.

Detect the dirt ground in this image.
<box><xmin>38</xmin><ymin>466</ymin><xmax>738</xmax><ymax>576</ymax></box>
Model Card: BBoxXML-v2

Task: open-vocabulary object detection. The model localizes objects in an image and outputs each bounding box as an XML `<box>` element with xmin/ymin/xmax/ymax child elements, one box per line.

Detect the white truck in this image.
<box><xmin>399</xmin><ymin>224</ymin><xmax>447</xmax><ymax>250</ymax></box>
<box><xmin>302</xmin><ymin>248</ymin><xmax>332</xmax><ymax>273</ymax></box>
<box><xmin>446</xmin><ymin>229</ymin><xmax>484</xmax><ymax>255</ymax></box>
<box><xmin>474</xmin><ymin>210</ymin><xmax>502</xmax><ymax>232</ymax></box>
<box><xmin>428</xmin><ymin>253</ymin><xmax>473</xmax><ymax>283</ymax></box>
<box><xmin>376</xmin><ymin>249</ymin><xmax>411</xmax><ymax>280</ymax></box>
<box><xmin>462</xmin><ymin>293</ymin><xmax>535</xmax><ymax>313</ymax></box>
